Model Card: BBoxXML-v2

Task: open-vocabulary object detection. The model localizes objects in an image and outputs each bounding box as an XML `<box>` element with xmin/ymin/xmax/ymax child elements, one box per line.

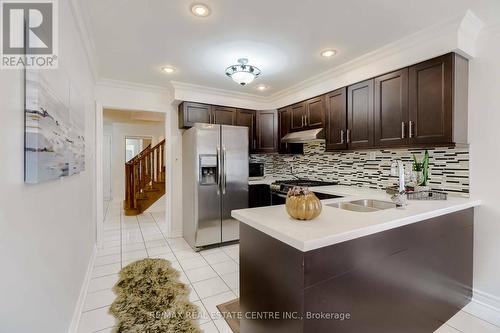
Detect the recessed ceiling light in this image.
<box><xmin>191</xmin><ymin>3</ymin><xmax>211</xmax><ymax>17</ymax></box>
<box><xmin>256</xmin><ymin>84</ymin><xmax>268</xmax><ymax>91</ymax></box>
<box><xmin>321</xmin><ymin>49</ymin><xmax>337</xmax><ymax>58</ymax></box>
<box><xmin>161</xmin><ymin>66</ymin><xmax>176</xmax><ymax>73</ymax></box>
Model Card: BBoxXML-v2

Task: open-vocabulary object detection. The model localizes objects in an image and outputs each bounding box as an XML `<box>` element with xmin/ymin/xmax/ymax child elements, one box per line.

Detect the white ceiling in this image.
<box><xmin>84</xmin><ymin>0</ymin><xmax>500</xmax><ymax>96</ymax></box>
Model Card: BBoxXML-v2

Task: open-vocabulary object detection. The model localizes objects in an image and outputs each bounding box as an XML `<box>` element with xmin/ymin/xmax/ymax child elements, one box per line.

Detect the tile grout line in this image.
<box><xmin>136</xmin><ymin>215</ymin><xmax>149</xmax><ymax>258</ymax></box>
<box><xmin>149</xmin><ymin>212</ymin><xmax>236</xmax><ymax>332</ymax></box>
<box><xmin>455</xmin><ymin>310</ymin><xmax>500</xmax><ymax>330</ymax></box>
<box><xmin>149</xmin><ymin>212</ymin><xmax>206</xmax><ymax>303</ymax></box>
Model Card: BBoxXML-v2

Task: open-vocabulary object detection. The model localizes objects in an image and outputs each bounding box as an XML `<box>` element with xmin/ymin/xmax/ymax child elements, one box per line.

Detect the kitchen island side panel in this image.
<box><xmin>303</xmin><ymin>208</ymin><xmax>474</xmax><ymax>333</ymax></box>
<box><xmin>240</xmin><ymin>223</ymin><xmax>305</xmax><ymax>333</ymax></box>
<box><xmin>240</xmin><ymin>208</ymin><xmax>473</xmax><ymax>333</ymax></box>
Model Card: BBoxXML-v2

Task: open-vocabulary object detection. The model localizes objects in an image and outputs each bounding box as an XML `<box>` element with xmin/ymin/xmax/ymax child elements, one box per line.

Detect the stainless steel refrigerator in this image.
<box><xmin>182</xmin><ymin>123</ymin><xmax>249</xmax><ymax>250</ymax></box>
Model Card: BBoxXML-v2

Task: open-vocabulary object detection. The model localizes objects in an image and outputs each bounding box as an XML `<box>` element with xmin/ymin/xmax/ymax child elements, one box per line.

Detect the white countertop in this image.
<box><xmin>232</xmin><ymin>185</ymin><xmax>481</xmax><ymax>252</ymax></box>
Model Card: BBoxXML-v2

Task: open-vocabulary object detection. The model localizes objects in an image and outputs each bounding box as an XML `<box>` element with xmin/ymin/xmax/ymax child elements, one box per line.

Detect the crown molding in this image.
<box><xmin>171</xmin><ymin>81</ymin><xmax>267</xmax><ymax>102</ymax></box>
<box><xmin>97</xmin><ymin>78</ymin><xmax>171</xmax><ymax>94</ymax></box>
<box><xmin>171</xmin><ymin>81</ymin><xmax>269</xmax><ymax>109</ymax></box>
<box><xmin>266</xmin><ymin>11</ymin><xmax>476</xmax><ymax>108</ymax></box>
<box><xmin>68</xmin><ymin>0</ymin><xmax>99</xmax><ymax>83</ymax></box>
<box><xmin>456</xmin><ymin>10</ymin><xmax>484</xmax><ymax>58</ymax></box>
<box><xmin>170</xmin><ymin>11</ymin><xmax>483</xmax><ymax>110</ymax></box>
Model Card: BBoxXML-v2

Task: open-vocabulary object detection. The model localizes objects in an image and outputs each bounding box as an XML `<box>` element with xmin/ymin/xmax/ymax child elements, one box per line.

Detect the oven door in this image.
<box><xmin>270</xmin><ymin>192</ymin><xmax>287</xmax><ymax>205</ymax></box>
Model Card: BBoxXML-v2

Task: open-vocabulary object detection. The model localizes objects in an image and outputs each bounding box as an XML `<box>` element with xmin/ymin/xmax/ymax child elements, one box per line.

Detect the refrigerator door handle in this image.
<box><xmin>222</xmin><ymin>147</ymin><xmax>227</xmax><ymax>195</ymax></box>
<box><xmin>216</xmin><ymin>146</ymin><xmax>221</xmax><ymax>195</ymax></box>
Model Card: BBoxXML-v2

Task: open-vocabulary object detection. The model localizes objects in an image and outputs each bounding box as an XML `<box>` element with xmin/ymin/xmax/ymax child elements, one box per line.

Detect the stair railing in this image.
<box><xmin>124</xmin><ymin>139</ymin><xmax>166</xmax><ymax>213</ymax></box>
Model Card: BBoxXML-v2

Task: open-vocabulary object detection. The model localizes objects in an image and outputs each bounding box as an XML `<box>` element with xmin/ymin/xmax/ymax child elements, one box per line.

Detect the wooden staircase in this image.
<box><xmin>124</xmin><ymin>139</ymin><xmax>165</xmax><ymax>216</ymax></box>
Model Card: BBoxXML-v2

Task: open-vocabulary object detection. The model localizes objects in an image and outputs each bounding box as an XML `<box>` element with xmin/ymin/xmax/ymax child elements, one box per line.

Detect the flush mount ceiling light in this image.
<box><xmin>191</xmin><ymin>3</ymin><xmax>211</xmax><ymax>17</ymax></box>
<box><xmin>256</xmin><ymin>84</ymin><xmax>268</xmax><ymax>91</ymax></box>
<box><xmin>225</xmin><ymin>58</ymin><xmax>261</xmax><ymax>86</ymax></box>
<box><xmin>321</xmin><ymin>49</ymin><xmax>337</xmax><ymax>58</ymax></box>
<box><xmin>161</xmin><ymin>66</ymin><xmax>176</xmax><ymax>73</ymax></box>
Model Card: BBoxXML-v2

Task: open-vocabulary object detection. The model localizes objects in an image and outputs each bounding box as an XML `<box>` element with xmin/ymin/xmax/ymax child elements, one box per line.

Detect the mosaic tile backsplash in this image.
<box><xmin>250</xmin><ymin>142</ymin><xmax>470</xmax><ymax>196</ymax></box>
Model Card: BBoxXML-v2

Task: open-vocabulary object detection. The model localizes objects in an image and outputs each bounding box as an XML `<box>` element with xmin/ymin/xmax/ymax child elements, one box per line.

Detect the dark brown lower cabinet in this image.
<box><xmin>374</xmin><ymin>69</ymin><xmax>409</xmax><ymax>147</ymax></box>
<box><xmin>248</xmin><ymin>184</ymin><xmax>271</xmax><ymax>207</ymax></box>
<box><xmin>255</xmin><ymin>110</ymin><xmax>278</xmax><ymax>153</ymax></box>
<box><xmin>325</xmin><ymin>88</ymin><xmax>347</xmax><ymax>151</ymax></box>
<box><xmin>240</xmin><ymin>208</ymin><xmax>473</xmax><ymax>333</ymax></box>
<box><xmin>347</xmin><ymin>79</ymin><xmax>374</xmax><ymax>149</ymax></box>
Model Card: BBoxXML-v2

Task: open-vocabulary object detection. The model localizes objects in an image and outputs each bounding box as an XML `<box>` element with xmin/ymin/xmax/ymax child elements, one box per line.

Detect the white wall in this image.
<box><xmin>0</xmin><ymin>1</ymin><xmax>96</xmax><ymax>332</ymax></box>
<box><xmin>104</xmin><ymin>121</ymin><xmax>165</xmax><ymax>200</ymax></box>
<box><xmin>468</xmin><ymin>25</ymin><xmax>500</xmax><ymax>311</ymax></box>
<box><xmin>166</xmin><ymin>102</ymin><xmax>184</xmax><ymax>236</ymax></box>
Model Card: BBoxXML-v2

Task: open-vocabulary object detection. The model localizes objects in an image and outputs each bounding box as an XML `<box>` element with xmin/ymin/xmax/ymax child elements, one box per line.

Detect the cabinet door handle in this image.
<box><xmin>409</xmin><ymin>121</ymin><xmax>414</xmax><ymax>138</ymax></box>
<box><xmin>346</xmin><ymin>129</ymin><xmax>351</xmax><ymax>144</ymax></box>
<box><xmin>340</xmin><ymin>130</ymin><xmax>345</xmax><ymax>144</ymax></box>
<box><xmin>301</xmin><ymin>115</ymin><xmax>304</xmax><ymax>127</ymax></box>
<box><xmin>304</xmin><ymin>115</ymin><xmax>308</xmax><ymax>126</ymax></box>
<box><xmin>401</xmin><ymin>122</ymin><xmax>405</xmax><ymax>139</ymax></box>
<box><xmin>253</xmin><ymin>139</ymin><xmax>256</xmax><ymax>150</ymax></box>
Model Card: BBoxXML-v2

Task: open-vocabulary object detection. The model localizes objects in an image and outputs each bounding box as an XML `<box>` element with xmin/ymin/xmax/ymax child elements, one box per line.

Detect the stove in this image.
<box><xmin>269</xmin><ymin>179</ymin><xmax>341</xmax><ymax>205</ymax></box>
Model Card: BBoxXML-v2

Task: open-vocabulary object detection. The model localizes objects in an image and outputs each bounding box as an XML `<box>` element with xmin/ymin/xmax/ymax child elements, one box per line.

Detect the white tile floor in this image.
<box><xmin>77</xmin><ymin>200</ymin><xmax>500</xmax><ymax>333</ymax></box>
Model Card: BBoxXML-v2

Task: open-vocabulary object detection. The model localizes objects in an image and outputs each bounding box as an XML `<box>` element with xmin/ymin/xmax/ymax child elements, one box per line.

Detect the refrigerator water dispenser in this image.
<box><xmin>199</xmin><ymin>154</ymin><xmax>217</xmax><ymax>185</ymax></box>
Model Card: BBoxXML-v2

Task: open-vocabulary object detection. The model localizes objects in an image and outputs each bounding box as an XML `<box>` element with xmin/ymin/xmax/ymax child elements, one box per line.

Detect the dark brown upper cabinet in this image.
<box><xmin>236</xmin><ymin>109</ymin><xmax>256</xmax><ymax>153</ymax></box>
<box><xmin>325</xmin><ymin>88</ymin><xmax>347</xmax><ymax>151</ymax></box>
<box><xmin>290</xmin><ymin>102</ymin><xmax>307</xmax><ymax>131</ymax></box>
<box><xmin>374</xmin><ymin>69</ymin><xmax>409</xmax><ymax>147</ymax></box>
<box><xmin>278</xmin><ymin>107</ymin><xmax>291</xmax><ymax>153</ymax></box>
<box><xmin>255</xmin><ymin>110</ymin><xmax>278</xmax><ymax>153</ymax></box>
<box><xmin>408</xmin><ymin>53</ymin><xmax>454</xmax><ymax>145</ymax></box>
<box><xmin>347</xmin><ymin>79</ymin><xmax>374</xmax><ymax>149</ymax></box>
<box><xmin>305</xmin><ymin>96</ymin><xmax>325</xmax><ymax>128</ymax></box>
<box><xmin>178</xmin><ymin>102</ymin><xmax>211</xmax><ymax>128</ymax></box>
<box><xmin>212</xmin><ymin>106</ymin><xmax>237</xmax><ymax>125</ymax></box>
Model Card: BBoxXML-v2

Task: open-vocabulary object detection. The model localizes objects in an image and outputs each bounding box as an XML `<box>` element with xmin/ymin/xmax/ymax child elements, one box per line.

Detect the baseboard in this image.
<box><xmin>170</xmin><ymin>228</ymin><xmax>183</xmax><ymax>238</ymax></box>
<box><xmin>67</xmin><ymin>245</ymin><xmax>97</xmax><ymax>333</ymax></box>
<box><xmin>462</xmin><ymin>289</ymin><xmax>500</xmax><ymax>327</ymax></box>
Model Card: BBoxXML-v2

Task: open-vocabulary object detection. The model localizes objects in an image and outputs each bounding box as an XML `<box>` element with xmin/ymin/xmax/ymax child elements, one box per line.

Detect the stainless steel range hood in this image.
<box><xmin>281</xmin><ymin>128</ymin><xmax>325</xmax><ymax>143</ymax></box>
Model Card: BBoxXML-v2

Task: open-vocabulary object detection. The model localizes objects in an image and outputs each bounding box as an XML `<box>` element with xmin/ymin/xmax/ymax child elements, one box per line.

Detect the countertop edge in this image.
<box><xmin>232</xmin><ymin>199</ymin><xmax>482</xmax><ymax>252</ymax></box>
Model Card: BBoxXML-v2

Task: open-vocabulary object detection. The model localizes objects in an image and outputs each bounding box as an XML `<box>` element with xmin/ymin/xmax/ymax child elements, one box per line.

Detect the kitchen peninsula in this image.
<box><xmin>232</xmin><ymin>186</ymin><xmax>480</xmax><ymax>333</ymax></box>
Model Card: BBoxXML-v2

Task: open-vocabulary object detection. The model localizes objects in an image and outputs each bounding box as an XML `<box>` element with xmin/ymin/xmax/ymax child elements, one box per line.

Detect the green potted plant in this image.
<box><xmin>412</xmin><ymin>150</ymin><xmax>429</xmax><ymax>188</ymax></box>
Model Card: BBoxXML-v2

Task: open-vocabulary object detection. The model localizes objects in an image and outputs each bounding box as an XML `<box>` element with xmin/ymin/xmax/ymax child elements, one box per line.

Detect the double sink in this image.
<box><xmin>327</xmin><ymin>199</ymin><xmax>397</xmax><ymax>213</ymax></box>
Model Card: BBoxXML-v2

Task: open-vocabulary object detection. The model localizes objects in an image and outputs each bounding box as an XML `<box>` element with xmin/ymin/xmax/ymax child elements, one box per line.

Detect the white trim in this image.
<box><xmin>67</xmin><ymin>245</ymin><xmax>97</xmax><ymax>333</ymax></box>
<box><xmin>98</xmin><ymin>78</ymin><xmax>170</xmax><ymax>94</ymax></box>
<box><xmin>461</xmin><ymin>290</ymin><xmax>500</xmax><ymax>327</ymax></box>
<box><xmin>171</xmin><ymin>81</ymin><xmax>266</xmax><ymax>102</ymax></box>
<box><xmin>165</xmin><ymin>102</ymin><xmax>173</xmax><ymax>238</ymax></box>
<box><xmin>472</xmin><ymin>289</ymin><xmax>500</xmax><ymax>313</ymax></box>
<box><xmin>95</xmin><ymin>101</ymin><xmax>104</xmax><ymax>248</ymax></box>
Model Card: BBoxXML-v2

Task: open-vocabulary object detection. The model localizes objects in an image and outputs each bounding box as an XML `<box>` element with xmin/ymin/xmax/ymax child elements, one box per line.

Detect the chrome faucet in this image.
<box><xmin>390</xmin><ymin>159</ymin><xmax>407</xmax><ymax>207</ymax></box>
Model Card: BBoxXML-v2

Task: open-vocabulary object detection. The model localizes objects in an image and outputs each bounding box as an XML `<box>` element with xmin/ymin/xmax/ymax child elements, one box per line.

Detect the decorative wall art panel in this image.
<box><xmin>25</xmin><ymin>69</ymin><xmax>85</xmax><ymax>184</ymax></box>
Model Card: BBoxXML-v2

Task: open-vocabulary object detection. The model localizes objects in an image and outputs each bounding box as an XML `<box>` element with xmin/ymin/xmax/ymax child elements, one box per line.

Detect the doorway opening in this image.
<box><xmin>125</xmin><ymin>136</ymin><xmax>152</xmax><ymax>162</ymax></box>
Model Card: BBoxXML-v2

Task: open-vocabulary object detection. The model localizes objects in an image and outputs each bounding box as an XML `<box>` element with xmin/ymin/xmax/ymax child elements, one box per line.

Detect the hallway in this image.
<box><xmin>77</xmin><ymin>201</ymin><xmax>239</xmax><ymax>332</ymax></box>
